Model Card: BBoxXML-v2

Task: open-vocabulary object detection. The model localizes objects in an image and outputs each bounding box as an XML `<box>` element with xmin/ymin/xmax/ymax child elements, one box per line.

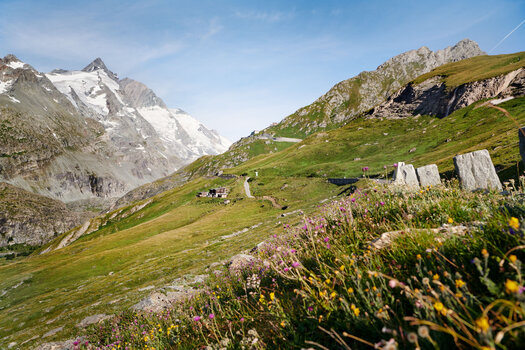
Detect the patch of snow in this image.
<box><xmin>170</xmin><ymin>108</ymin><xmax>232</xmax><ymax>154</ymax></box>
<box><xmin>8</xmin><ymin>96</ymin><xmax>20</xmax><ymax>103</ymax></box>
<box><xmin>7</xmin><ymin>61</ymin><xmax>25</xmax><ymax>69</ymax></box>
<box><xmin>0</xmin><ymin>79</ymin><xmax>13</xmax><ymax>94</ymax></box>
<box><xmin>490</xmin><ymin>96</ymin><xmax>514</xmax><ymax>105</ymax></box>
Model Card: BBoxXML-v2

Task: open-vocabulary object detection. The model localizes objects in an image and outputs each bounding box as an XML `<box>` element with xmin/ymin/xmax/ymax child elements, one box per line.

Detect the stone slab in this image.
<box><xmin>416</xmin><ymin>164</ymin><xmax>441</xmax><ymax>187</ymax></box>
<box><xmin>453</xmin><ymin>149</ymin><xmax>502</xmax><ymax>191</ymax></box>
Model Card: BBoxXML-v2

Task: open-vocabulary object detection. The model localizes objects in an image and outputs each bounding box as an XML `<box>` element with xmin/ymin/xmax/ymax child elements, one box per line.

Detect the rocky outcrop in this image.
<box><xmin>369</xmin><ymin>68</ymin><xmax>525</xmax><ymax>119</ymax></box>
<box><xmin>0</xmin><ymin>182</ymin><xmax>87</xmax><ymax>246</ymax></box>
<box><xmin>269</xmin><ymin>39</ymin><xmax>485</xmax><ymax>136</ymax></box>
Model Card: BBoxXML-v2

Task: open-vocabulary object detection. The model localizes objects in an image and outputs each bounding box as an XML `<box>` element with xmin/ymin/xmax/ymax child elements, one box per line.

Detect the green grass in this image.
<box><xmin>413</xmin><ymin>51</ymin><xmax>525</xmax><ymax>88</ymax></box>
<box><xmin>227</xmin><ymin>97</ymin><xmax>525</xmax><ymax>181</ymax></box>
<box><xmin>0</xmin><ymin>174</ymin><xmax>342</xmax><ymax>348</ymax></box>
<box><xmin>79</xmin><ymin>182</ymin><xmax>525</xmax><ymax>349</ymax></box>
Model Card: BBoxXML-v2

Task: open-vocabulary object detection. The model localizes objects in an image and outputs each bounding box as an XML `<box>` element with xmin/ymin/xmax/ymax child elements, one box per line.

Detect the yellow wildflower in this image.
<box><xmin>481</xmin><ymin>249</ymin><xmax>488</xmax><ymax>257</ymax></box>
<box><xmin>509</xmin><ymin>217</ymin><xmax>520</xmax><ymax>230</ymax></box>
<box><xmin>433</xmin><ymin>302</ymin><xmax>444</xmax><ymax>312</ymax></box>
<box><xmin>455</xmin><ymin>279</ymin><xmax>465</xmax><ymax>288</ymax></box>
<box><xmin>416</xmin><ymin>254</ymin><xmax>422</xmax><ymax>260</ymax></box>
<box><xmin>353</xmin><ymin>307</ymin><xmax>360</xmax><ymax>316</ymax></box>
<box><xmin>505</xmin><ymin>279</ymin><xmax>519</xmax><ymax>294</ymax></box>
<box><xmin>447</xmin><ymin>217</ymin><xmax>454</xmax><ymax>224</ymax></box>
<box><xmin>339</xmin><ymin>265</ymin><xmax>345</xmax><ymax>271</ymax></box>
<box><xmin>475</xmin><ymin>317</ymin><xmax>489</xmax><ymax>333</ymax></box>
<box><xmin>433</xmin><ymin>274</ymin><xmax>439</xmax><ymax>280</ymax></box>
<box><xmin>347</xmin><ymin>287</ymin><xmax>354</xmax><ymax>294</ymax></box>
<box><xmin>509</xmin><ymin>255</ymin><xmax>517</xmax><ymax>263</ymax></box>
<box><xmin>270</xmin><ymin>292</ymin><xmax>275</xmax><ymax>301</ymax></box>
<box><xmin>280</xmin><ymin>321</ymin><xmax>285</xmax><ymax>327</ymax></box>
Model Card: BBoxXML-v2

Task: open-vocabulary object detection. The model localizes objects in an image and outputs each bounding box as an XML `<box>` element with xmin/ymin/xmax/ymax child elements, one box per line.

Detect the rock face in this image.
<box><xmin>268</xmin><ymin>39</ymin><xmax>485</xmax><ymax>137</ymax></box>
<box><xmin>393</xmin><ymin>162</ymin><xmax>420</xmax><ymax>188</ymax></box>
<box><xmin>416</xmin><ymin>164</ymin><xmax>441</xmax><ymax>187</ymax></box>
<box><xmin>0</xmin><ymin>54</ymin><xmax>231</xmax><ymax>204</ymax></box>
<box><xmin>453</xmin><ymin>149</ymin><xmax>502</xmax><ymax>191</ymax></box>
<box><xmin>369</xmin><ymin>67</ymin><xmax>525</xmax><ymax>119</ymax></box>
<box><xmin>0</xmin><ymin>182</ymin><xmax>86</xmax><ymax>246</ymax></box>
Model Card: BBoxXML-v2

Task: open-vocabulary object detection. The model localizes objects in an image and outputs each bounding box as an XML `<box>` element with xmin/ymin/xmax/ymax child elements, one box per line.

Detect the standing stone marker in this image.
<box><xmin>393</xmin><ymin>162</ymin><xmax>420</xmax><ymax>188</ymax></box>
<box><xmin>453</xmin><ymin>149</ymin><xmax>502</xmax><ymax>191</ymax></box>
<box><xmin>416</xmin><ymin>164</ymin><xmax>441</xmax><ymax>187</ymax></box>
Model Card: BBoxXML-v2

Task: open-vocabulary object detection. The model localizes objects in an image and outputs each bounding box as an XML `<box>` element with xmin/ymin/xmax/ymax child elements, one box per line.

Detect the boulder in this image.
<box><xmin>416</xmin><ymin>164</ymin><xmax>441</xmax><ymax>187</ymax></box>
<box><xmin>453</xmin><ymin>149</ymin><xmax>502</xmax><ymax>191</ymax></box>
<box><xmin>228</xmin><ymin>254</ymin><xmax>256</xmax><ymax>275</ymax></box>
<box><xmin>393</xmin><ymin>162</ymin><xmax>420</xmax><ymax>188</ymax></box>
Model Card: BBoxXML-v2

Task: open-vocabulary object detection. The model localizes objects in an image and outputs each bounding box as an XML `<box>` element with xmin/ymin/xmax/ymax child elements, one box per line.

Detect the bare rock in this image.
<box><xmin>42</xmin><ymin>326</ymin><xmax>63</xmax><ymax>338</ymax></box>
<box><xmin>453</xmin><ymin>149</ymin><xmax>502</xmax><ymax>191</ymax></box>
<box><xmin>416</xmin><ymin>164</ymin><xmax>441</xmax><ymax>187</ymax></box>
<box><xmin>228</xmin><ymin>254</ymin><xmax>256</xmax><ymax>275</ymax></box>
<box><xmin>76</xmin><ymin>314</ymin><xmax>111</xmax><ymax>328</ymax></box>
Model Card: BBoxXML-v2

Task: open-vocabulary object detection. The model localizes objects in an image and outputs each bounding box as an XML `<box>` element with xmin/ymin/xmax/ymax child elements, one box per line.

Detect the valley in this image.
<box><xmin>0</xmin><ymin>41</ymin><xmax>524</xmax><ymax>349</ymax></box>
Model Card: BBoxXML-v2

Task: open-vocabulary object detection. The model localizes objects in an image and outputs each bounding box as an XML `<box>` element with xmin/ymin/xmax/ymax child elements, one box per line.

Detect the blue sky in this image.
<box><xmin>0</xmin><ymin>0</ymin><xmax>524</xmax><ymax>141</ymax></box>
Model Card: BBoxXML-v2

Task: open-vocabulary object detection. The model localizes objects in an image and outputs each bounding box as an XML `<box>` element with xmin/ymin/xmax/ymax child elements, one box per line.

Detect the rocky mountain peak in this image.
<box><xmin>82</xmin><ymin>57</ymin><xmax>117</xmax><ymax>80</ymax></box>
<box><xmin>119</xmin><ymin>78</ymin><xmax>167</xmax><ymax>109</ymax></box>
<box><xmin>445</xmin><ymin>38</ymin><xmax>486</xmax><ymax>60</ymax></box>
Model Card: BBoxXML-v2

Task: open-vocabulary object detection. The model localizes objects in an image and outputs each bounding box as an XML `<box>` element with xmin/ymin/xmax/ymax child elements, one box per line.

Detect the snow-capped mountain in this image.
<box><xmin>46</xmin><ymin>58</ymin><xmax>231</xmax><ymax>164</ymax></box>
<box><xmin>0</xmin><ymin>55</ymin><xmax>231</xmax><ymax>203</ymax></box>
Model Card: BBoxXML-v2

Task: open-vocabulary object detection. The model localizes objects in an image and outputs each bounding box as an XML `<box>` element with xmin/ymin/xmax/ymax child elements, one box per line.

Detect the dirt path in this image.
<box><xmin>244</xmin><ymin>177</ymin><xmax>254</xmax><ymax>198</ymax></box>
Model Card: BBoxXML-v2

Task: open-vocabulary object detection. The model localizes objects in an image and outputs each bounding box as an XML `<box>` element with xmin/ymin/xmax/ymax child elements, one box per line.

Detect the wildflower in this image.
<box><xmin>447</xmin><ymin>217</ymin><xmax>454</xmax><ymax>224</ymax></box>
<box><xmin>417</xmin><ymin>326</ymin><xmax>429</xmax><ymax>338</ymax></box>
<box><xmin>393</xmin><ymin>163</ymin><xmax>398</xmax><ymax>168</ymax></box>
<box><xmin>509</xmin><ymin>255</ymin><xmax>517</xmax><ymax>263</ymax></box>
<box><xmin>475</xmin><ymin>317</ymin><xmax>490</xmax><ymax>333</ymax></box>
<box><xmin>339</xmin><ymin>265</ymin><xmax>345</xmax><ymax>271</ymax></box>
<box><xmin>270</xmin><ymin>292</ymin><xmax>275</xmax><ymax>301</ymax></box>
<box><xmin>505</xmin><ymin>279</ymin><xmax>519</xmax><ymax>294</ymax></box>
<box><xmin>347</xmin><ymin>287</ymin><xmax>354</xmax><ymax>294</ymax></box>
<box><xmin>209</xmin><ymin>313</ymin><xmax>215</xmax><ymax>319</ymax></box>
<box><xmin>407</xmin><ymin>332</ymin><xmax>418</xmax><ymax>344</ymax></box>
<box><xmin>432</xmin><ymin>274</ymin><xmax>439</xmax><ymax>280</ymax></box>
<box><xmin>193</xmin><ymin>315</ymin><xmax>201</xmax><ymax>322</ymax></box>
<box><xmin>280</xmin><ymin>321</ymin><xmax>286</xmax><ymax>327</ymax></box>
<box><xmin>330</xmin><ymin>291</ymin><xmax>337</xmax><ymax>299</ymax></box>
<box><xmin>353</xmin><ymin>307</ymin><xmax>360</xmax><ymax>316</ymax></box>
<box><xmin>416</xmin><ymin>254</ymin><xmax>422</xmax><ymax>260</ymax></box>
<box><xmin>389</xmin><ymin>280</ymin><xmax>397</xmax><ymax>288</ymax></box>
<box><xmin>362</xmin><ymin>166</ymin><xmax>369</xmax><ymax>172</ymax></box>
<box><xmin>380</xmin><ymin>201</ymin><xmax>385</xmax><ymax>206</ymax></box>
<box><xmin>509</xmin><ymin>217</ymin><xmax>520</xmax><ymax>230</ymax></box>
<box><xmin>455</xmin><ymin>279</ymin><xmax>465</xmax><ymax>288</ymax></box>
<box><xmin>240</xmin><ymin>317</ymin><xmax>245</xmax><ymax>322</ymax></box>
<box><xmin>481</xmin><ymin>249</ymin><xmax>489</xmax><ymax>257</ymax></box>
<box><xmin>433</xmin><ymin>302</ymin><xmax>444</xmax><ymax>312</ymax></box>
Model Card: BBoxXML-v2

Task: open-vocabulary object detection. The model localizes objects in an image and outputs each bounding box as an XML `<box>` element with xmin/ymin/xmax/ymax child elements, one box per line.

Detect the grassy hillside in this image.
<box><xmin>227</xmin><ymin>97</ymin><xmax>525</xmax><ymax>181</ymax></box>
<box><xmin>413</xmin><ymin>51</ymin><xmax>525</xmax><ymax>88</ymax></box>
<box><xmin>1</xmin><ymin>97</ymin><xmax>524</xmax><ymax>348</ymax></box>
<box><xmin>0</xmin><ymin>174</ymin><xmax>342</xmax><ymax>348</ymax></box>
<box><xmin>81</xmin><ymin>181</ymin><xmax>525</xmax><ymax>349</ymax></box>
